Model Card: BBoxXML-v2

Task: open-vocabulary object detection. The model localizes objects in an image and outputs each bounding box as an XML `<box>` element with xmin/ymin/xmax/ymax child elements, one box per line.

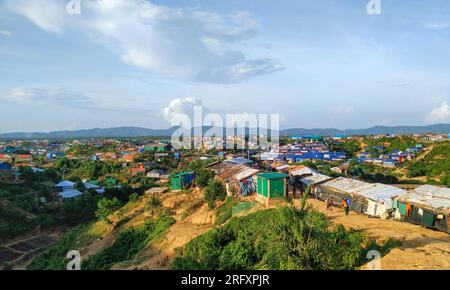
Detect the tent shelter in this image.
<box><xmin>287</xmin><ymin>165</ymin><xmax>332</xmax><ymax>196</ymax></box>
<box><xmin>318</xmin><ymin>177</ymin><xmax>406</xmax><ymax>218</ymax></box>
<box><xmin>397</xmin><ymin>185</ymin><xmax>450</xmax><ymax>233</ymax></box>
<box><xmin>256</xmin><ymin>173</ymin><xmax>289</xmax><ymax>206</ymax></box>
<box><xmin>217</xmin><ymin>164</ymin><xmax>260</xmax><ymax>196</ymax></box>
<box><xmin>172</xmin><ymin>171</ymin><xmax>196</xmax><ymax>191</ymax></box>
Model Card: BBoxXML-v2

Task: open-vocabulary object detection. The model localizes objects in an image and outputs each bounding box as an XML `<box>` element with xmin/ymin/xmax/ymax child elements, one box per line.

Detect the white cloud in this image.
<box><xmin>6</xmin><ymin>0</ymin><xmax>283</xmax><ymax>83</ymax></box>
<box><xmin>424</xmin><ymin>22</ymin><xmax>450</xmax><ymax>30</ymax></box>
<box><xmin>6</xmin><ymin>0</ymin><xmax>69</xmax><ymax>33</ymax></box>
<box><xmin>425</xmin><ymin>101</ymin><xmax>450</xmax><ymax>123</ymax></box>
<box><xmin>0</xmin><ymin>30</ymin><xmax>12</xmax><ymax>37</ymax></box>
<box><xmin>1</xmin><ymin>87</ymin><xmax>94</xmax><ymax>108</ymax></box>
<box><xmin>333</xmin><ymin>105</ymin><xmax>354</xmax><ymax>114</ymax></box>
<box><xmin>162</xmin><ymin>97</ymin><xmax>200</xmax><ymax>124</ymax></box>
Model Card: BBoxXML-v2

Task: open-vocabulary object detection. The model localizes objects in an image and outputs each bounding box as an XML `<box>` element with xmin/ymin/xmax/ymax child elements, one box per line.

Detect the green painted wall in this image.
<box><xmin>172</xmin><ymin>177</ymin><xmax>182</xmax><ymax>190</ymax></box>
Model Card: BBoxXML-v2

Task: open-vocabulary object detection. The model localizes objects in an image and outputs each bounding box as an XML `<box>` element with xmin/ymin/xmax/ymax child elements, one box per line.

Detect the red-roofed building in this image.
<box><xmin>15</xmin><ymin>154</ymin><xmax>33</xmax><ymax>162</ymax></box>
<box><xmin>0</xmin><ymin>154</ymin><xmax>13</xmax><ymax>162</ymax></box>
<box><xmin>131</xmin><ymin>163</ymin><xmax>146</xmax><ymax>175</ymax></box>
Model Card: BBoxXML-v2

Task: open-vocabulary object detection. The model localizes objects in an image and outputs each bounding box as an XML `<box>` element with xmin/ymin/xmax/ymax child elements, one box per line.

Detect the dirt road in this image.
<box><xmin>302</xmin><ymin>199</ymin><xmax>450</xmax><ymax>270</ymax></box>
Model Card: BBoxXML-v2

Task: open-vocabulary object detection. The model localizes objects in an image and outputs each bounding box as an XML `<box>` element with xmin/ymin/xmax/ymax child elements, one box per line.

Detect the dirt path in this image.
<box><xmin>299</xmin><ymin>199</ymin><xmax>450</xmax><ymax>270</ymax></box>
<box><xmin>129</xmin><ymin>220</ymin><xmax>213</xmax><ymax>270</ymax></box>
<box><xmin>122</xmin><ymin>190</ymin><xmax>217</xmax><ymax>270</ymax></box>
<box><xmin>0</xmin><ymin>234</ymin><xmax>59</xmax><ymax>269</ymax></box>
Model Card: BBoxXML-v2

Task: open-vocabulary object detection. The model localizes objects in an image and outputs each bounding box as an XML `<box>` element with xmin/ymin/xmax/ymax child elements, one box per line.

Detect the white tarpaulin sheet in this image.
<box><xmin>321</xmin><ymin>177</ymin><xmax>406</xmax><ymax>209</ymax></box>
<box><xmin>398</xmin><ymin>185</ymin><xmax>450</xmax><ymax>213</ymax></box>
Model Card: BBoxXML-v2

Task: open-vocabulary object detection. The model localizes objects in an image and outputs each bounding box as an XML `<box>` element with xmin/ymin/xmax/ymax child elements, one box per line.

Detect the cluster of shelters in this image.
<box><xmin>258</xmin><ymin>141</ymin><xmax>346</xmax><ymax>163</ymax></box>
<box><xmin>55</xmin><ymin>180</ymin><xmax>107</xmax><ymax>203</ymax></box>
<box><xmin>317</xmin><ymin>177</ymin><xmax>406</xmax><ymax>218</ymax></box>
<box><xmin>206</xmin><ymin>159</ymin><xmax>289</xmax><ymax>204</ymax></box>
<box><xmin>177</xmin><ymin>155</ymin><xmax>450</xmax><ymax>235</ymax></box>
<box><xmin>355</xmin><ymin>145</ymin><xmax>423</xmax><ymax>168</ymax></box>
<box><xmin>55</xmin><ymin>181</ymin><xmax>83</xmax><ymax>202</ymax></box>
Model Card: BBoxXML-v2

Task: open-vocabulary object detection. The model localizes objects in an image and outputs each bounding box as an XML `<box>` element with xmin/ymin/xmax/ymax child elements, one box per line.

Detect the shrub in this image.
<box><xmin>27</xmin><ymin>224</ymin><xmax>89</xmax><ymax>270</ymax></box>
<box><xmin>95</xmin><ymin>198</ymin><xmax>122</xmax><ymax>223</ymax></box>
<box><xmin>196</xmin><ymin>169</ymin><xmax>216</xmax><ymax>188</ymax></box>
<box><xmin>129</xmin><ymin>192</ymin><xmax>140</xmax><ymax>202</ymax></box>
<box><xmin>204</xmin><ymin>180</ymin><xmax>227</xmax><ymax>209</ymax></box>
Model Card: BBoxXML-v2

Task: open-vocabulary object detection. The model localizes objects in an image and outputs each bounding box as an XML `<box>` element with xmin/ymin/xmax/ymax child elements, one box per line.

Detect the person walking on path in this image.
<box><xmin>325</xmin><ymin>197</ymin><xmax>333</xmax><ymax>215</ymax></box>
<box><xmin>341</xmin><ymin>198</ymin><xmax>350</xmax><ymax>216</ymax></box>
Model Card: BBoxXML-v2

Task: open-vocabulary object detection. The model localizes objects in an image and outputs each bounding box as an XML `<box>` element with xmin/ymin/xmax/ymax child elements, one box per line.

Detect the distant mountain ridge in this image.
<box><xmin>281</xmin><ymin>124</ymin><xmax>450</xmax><ymax>136</ymax></box>
<box><xmin>0</xmin><ymin>124</ymin><xmax>449</xmax><ymax>139</ymax></box>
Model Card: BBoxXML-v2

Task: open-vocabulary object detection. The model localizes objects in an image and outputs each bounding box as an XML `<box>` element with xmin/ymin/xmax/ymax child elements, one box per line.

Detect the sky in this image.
<box><xmin>0</xmin><ymin>0</ymin><xmax>450</xmax><ymax>133</ymax></box>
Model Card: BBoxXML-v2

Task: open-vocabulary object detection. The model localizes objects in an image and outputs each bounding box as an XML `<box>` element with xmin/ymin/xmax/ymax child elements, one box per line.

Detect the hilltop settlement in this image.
<box><xmin>0</xmin><ymin>132</ymin><xmax>449</xmax><ymax>270</ymax></box>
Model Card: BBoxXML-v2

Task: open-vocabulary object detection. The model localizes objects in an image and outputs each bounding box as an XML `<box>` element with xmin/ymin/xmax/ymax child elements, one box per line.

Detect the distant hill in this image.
<box><xmin>0</xmin><ymin>124</ymin><xmax>449</xmax><ymax>139</ymax></box>
<box><xmin>281</xmin><ymin>124</ymin><xmax>450</xmax><ymax>136</ymax></box>
<box><xmin>0</xmin><ymin>127</ymin><xmax>174</xmax><ymax>139</ymax></box>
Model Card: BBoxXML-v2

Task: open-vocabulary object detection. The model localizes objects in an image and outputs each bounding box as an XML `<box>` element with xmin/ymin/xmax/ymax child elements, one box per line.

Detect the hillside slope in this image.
<box><xmin>26</xmin><ymin>188</ymin><xmax>450</xmax><ymax>270</ymax></box>
<box><xmin>403</xmin><ymin>141</ymin><xmax>450</xmax><ymax>186</ymax></box>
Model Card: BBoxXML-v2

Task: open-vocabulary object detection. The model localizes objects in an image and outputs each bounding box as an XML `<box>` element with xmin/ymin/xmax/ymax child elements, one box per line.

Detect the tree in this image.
<box><xmin>204</xmin><ymin>180</ymin><xmax>227</xmax><ymax>209</ymax></box>
<box><xmin>95</xmin><ymin>198</ymin><xmax>122</xmax><ymax>223</ymax></box>
<box><xmin>61</xmin><ymin>192</ymin><xmax>99</xmax><ymax>224</ymax></box>
<box><xmin>196</xmin><ymin>169</ymin><xmax>216</xmax><ymax>188</ymax></box>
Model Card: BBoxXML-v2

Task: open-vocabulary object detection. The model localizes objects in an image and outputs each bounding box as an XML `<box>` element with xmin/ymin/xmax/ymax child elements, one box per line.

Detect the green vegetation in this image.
<box><xmin>27</xmin><ymin>224</ymin><xmax>90</xmax><ymax>270</ymax></box>
<box><xmin>204</xmin><ymin>179</ymin><xmax>227</xmax><ymax>209</ymax></box>
<box><xmin>232</xmin><ymin>202</ymin><xmax>256</xmax><ymax>216</ymax></box>
<box><xmin>0</xmin><ymin>168</ymin><xmax>59</xmax><ymax>240</ymax></box>
<box><xmin>329</xmin><ymin>140</ymin><xmax>361</xmax><ymax>157</ymax></box>
<box><xmin>95</xmin><ymin>197</ymin><xmax>122</xmax><ymax>223</ymax></box>
<box><xmin>406</xmin><ymin>142</ymin><xmax>450</xmax><ymax>186</ymax></box>
<box><xmin>215</xmin><ymin>197</ymin><xmax>238</xmax><ymax>225</ymax></box>
<box><xmin>83</xmin><ymin>213</ymin><xmax>175</xmax><ymax>270</ymax></box>
<box><xmin>172</xmin><ymin>206</ymin><xmax>386</xmax><ymax>270</ymax></box>
<box><xmin>195</xmin><ymin>169</ymin><xmax>216</xmax><ymax>188</ymax></box>
<box><xmin>363</xmin><ymin>136</ymin><xmax>417</xmax><ymax>154</ymax></box>
<box><xmin>54</xmin><ymin>158</ymin><xmax>123</xmax><ymax>181</ymax></box>
<box><xmin>60</xmin><ymin>191</ymin><xmax>100</xmax><ymax>225</ymax></box>
<box><xmin>215</xmin><ymin>200</ymin><xmax>257</xmax><ymax>226</ymax></box>
<box><xmin>0</xmin><ymin>207</ymin><xmax>35</xmax><ymax>241</ymax></box>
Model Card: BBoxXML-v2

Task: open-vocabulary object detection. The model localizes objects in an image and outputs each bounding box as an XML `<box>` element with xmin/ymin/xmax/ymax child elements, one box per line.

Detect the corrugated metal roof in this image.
<box><xmin>275</xmin><ymin>164</ymin><xmax>290</xmax><ymax>171</ymax></box>
<box><xmin>234</xmin><ymin>167</ymin><xmax>260</xmax><ymax>181</ymax></box>
<box><xmin>58</xmin><ymin>189</ymin><xmax>83</xmax><ymax>199</ymax></box>
<box><xmin>218</xmin><ymin>164</ymin><xmax>260</xmax><ymax>181</ymax></box>
<box><xmin>56</xmin><ymin>181</ymin><xmax>75</xmax><ymax>187</ymax></box>
<box><xmin>300</xmin><ymin>173</ymin><xmax>333</xmax><ymax>185</ymax></box>
<box><xmin>398</xmin><ymin>185</ymin><xmax>450</xmax><ymax>213</ymax></box>
<box><xmin>290</xmin><ymin>166</ymin><xmax>314</xmax><ymax>176</ymax></box>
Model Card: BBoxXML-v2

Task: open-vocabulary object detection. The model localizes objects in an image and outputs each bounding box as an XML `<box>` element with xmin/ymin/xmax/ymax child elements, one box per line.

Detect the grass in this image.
<box><xmin>214</xmin><ymin>197</ymin><xmax>237</xmax><ymax>226</ymax></box>
<box><xmin>27</xmin><ymin>224</ymin><xmax>91</xmax><ymax>270</ymax></box>
<box><xmin>82</xmin><ymin>213</ymin><xmax>175</xmax><ymax>270</ymax></box>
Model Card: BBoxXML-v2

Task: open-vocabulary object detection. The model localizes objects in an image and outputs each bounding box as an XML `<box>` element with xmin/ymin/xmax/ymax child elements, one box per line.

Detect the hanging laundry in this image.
<box><xmin>379</xmin><ymin>203</ymin><xmax>388</xmax><ymax>220</ymax></box>
<box><xmin>394</xmin><ymin>209</ymin><xmax>402</xmax><ymax>220</ymax></box>
<box><xmin>406</xmin><ymin>204</ymin><xmax>412</xmax><ymax>217</ymax></box>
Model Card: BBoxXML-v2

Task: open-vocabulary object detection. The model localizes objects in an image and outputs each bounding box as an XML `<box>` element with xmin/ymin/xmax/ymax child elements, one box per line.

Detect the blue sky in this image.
<box><xmin>0</xmin><ymin>0</ymin><xmax>450</xmax><ymax>132</ymax></box>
